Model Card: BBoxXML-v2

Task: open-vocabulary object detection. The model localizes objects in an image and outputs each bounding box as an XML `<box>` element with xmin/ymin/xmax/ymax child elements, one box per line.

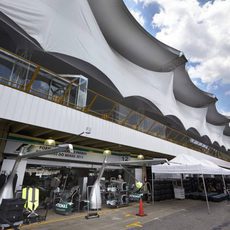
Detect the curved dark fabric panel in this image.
<box><xmin>206</xmin><ymin>103</ymin><xmax>229</xmax><ymax>125</ymax></box>
<box><xmin>187</xmin><ymin>127</ymin><xmax>201</xmax><ymax>137</ymax></box>
<box><xmin>173</xmin><ymin>64</ymin><xmax>216</xmax><ymax>107</ymax></box>
<box><xmin>49</xmin><ymin>52</ymin><xmax>119</xmax><ymax>91</ymax></box>
<box><xmin>124</xmin><ymin>96</ymin><xmax>163</xmax><ymax>115</ymax></box>
<box><xmin>220</xmin><ymin>145</ymin><xmax>226</xmax><ymax>152</ymax></box>
<box><xmin>165</xmin><ymin>115</ymin><xmax>186</xmax><ymax>131</ymax></box>
<box><xmin>123</xmin><ymin>96</ymin><xmax>167</xmax><ymax>124</ymax></box>
<box><xmin>223</xmin><ymin>124</ymin><xmax>230</xmax><ymax>136</ymax></box>
<box><xmin>0</xmin><ymin>12</ymin><xmax>42</xmax><ymax>52</ymax></box>
<box><xmin>88</xmin><ymin>0</ymin><xmax>186</xmax><ymax>72</ymax></box>
<box><xmin>186</xmin><ymin>128</ymin><xmax>213</xmax><ymax>147</ymax></box>
<box><xmin>213</xmin><ymin>141</ymin><xmax>221</xmax><ymax>148</ymax></box>
<box><xmin>187</xmin><ymin>127</ymin><xmax>207</xmax><ymax>144</ymax></box>
<box><xmin>200</xmin><ymin>135</ymin><xmax>212</xmax><ymax>145</ymax></box>
<box><xmin>31</xmin><ymin>51</ymin><xmax>123</xmax><ymax>100</ymax></box>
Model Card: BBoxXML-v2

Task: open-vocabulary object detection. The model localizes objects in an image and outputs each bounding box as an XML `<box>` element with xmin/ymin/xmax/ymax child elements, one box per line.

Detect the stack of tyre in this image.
<box><xmin>154</xmin><ymin>180</ymin><xmax>174</xmax><ymax>201</ymax></box>
<box><xmin>184</xmin><ymin>179</ymin><xmax>198</xmax><ymax>194</ymax></box>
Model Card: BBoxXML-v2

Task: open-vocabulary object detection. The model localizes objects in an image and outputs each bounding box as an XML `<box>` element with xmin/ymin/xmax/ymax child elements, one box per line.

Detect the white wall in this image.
<box><xmin>0</xmin><ymin>85</ymin><xmax>230</xmax><ymax>168</ymax></box>
<box><xmin>1</xmin><ymin>159</ymin><xmax>27</xmax><ymax>191</ymax></box>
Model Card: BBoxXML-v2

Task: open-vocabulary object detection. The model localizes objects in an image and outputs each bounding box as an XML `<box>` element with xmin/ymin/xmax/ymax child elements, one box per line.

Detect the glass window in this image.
<box><xmin>10</xmin><ymin>61</ymin><xmax>34</xmax><ymax>89</ymax></box>
<box><xmin>90</xmin><ymin>95</ymin><xmax>114</xmax><ymax>118</ymax></box>
<box><xmin>28</xmin><ymin>69</ymin><xmax>51</xmax><ymax>98</ymax></box>
<box><xmin>138</xmin><ymin>118</ymin><xmax>154</xmax><ymax>132</ymax></box>
<box><xmin>149</xmin><ymin>122</ymin><xmax>166</xmax><ymax>138</ymax></box>
<box><xmin>86</xmin><ymin>90</ymin><xmax>96</xmax><ymax>108</ymax></box>
<box><xmin>126</xmin><ymin>112</ymin><xmax>143</xmax><ymax>128</ymax></box>
<box><xmin>68</xmin><ymin>86</ymin><xmax>76</xmax><ymax>106</ymax></box>
<box><xmin>49</xmin><ymin>80</ymin><xmax>66</xmax><ymax>103</ymax></box>
<box><xmin>112</xmin><ymin>105</ymin><xmax>131</xmax><ymax>122</ymax></box>
<box><xmin>77</xmin><ymin>76</ymin><xmax>88</xmax><ymax>108</ymax></box>
<box><xmin>0</xmin><ymin>53</ymin><xmax>14</xmax><ymax>84</ymax></box>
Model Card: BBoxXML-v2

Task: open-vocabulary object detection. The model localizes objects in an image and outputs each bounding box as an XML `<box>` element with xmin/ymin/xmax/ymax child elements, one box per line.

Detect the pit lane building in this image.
<box><xmin>0</xmin><ymin>0</ymin><xmax>229</xmax><ymax>171</ymax></box>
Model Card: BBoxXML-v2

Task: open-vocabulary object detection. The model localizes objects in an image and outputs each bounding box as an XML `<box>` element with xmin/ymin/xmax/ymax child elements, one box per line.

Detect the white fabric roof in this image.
<box><xmin>151</xmin><ymin>154</ymin><xmax>230</xmax><ymax>175</ymax></box>
<box><xmin>0</xmin><ymin>0</ymin><xmax>229</xmax><ymax>150</ymax></box>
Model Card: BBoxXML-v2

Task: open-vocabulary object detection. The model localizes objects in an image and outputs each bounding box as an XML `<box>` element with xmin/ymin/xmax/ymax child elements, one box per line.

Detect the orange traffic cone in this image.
<box><xmin>136</xmin><ymin>198</ymin><xmax>147</xmax><ymax>217</ymax></box>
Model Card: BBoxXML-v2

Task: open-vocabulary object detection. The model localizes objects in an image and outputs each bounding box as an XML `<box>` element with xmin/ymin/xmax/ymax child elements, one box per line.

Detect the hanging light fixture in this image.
<box><xmin>137</xmin><ymin>154</ymin><xmax>144</xmax><ymax>160</ymax></box>
<box><xmin>103</xmin><ymin>149</ymin><xmax>111</xmax><ymax>155</ymax></box>
<box><xmin>44</xmin><ymin>138</ymin><xmax>56</xmax><ymax>146</ymax></box>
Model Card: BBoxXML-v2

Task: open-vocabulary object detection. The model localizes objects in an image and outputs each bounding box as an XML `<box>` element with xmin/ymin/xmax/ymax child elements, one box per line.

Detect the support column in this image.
<box><xmin>142</xmin><ymin>165</ymin><xmax>147</xmax><ymax>182</ymax></box>
<box><xmin>0</xmin><ymin>121</ymin><xmax>10</xmax><ymax>162</ymax></box>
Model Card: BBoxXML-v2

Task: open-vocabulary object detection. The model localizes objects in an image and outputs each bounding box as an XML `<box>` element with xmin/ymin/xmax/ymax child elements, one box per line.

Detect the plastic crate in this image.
<box><xmin>174</xmin><ymin>187</ymin><xmax>185</xmax><ymax>199</ymax></box>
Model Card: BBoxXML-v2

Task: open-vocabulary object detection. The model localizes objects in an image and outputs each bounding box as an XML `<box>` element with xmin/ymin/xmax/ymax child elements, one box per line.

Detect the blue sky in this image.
<box><xmin>124</xmin><ymin>0</ymin><xmax>230</xmax><ymax>116</ymax></box>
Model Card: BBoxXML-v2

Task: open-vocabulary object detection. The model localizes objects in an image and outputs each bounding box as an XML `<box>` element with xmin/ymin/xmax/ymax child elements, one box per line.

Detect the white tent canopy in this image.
<box><xmin>151</xmin><ymin>154</ymin><xmax>230</xmax><ymax>214</ymax></box>
<box><xmin>151</xmin><ymin>154</ymin><xmax>230</xmax><ymax>175</ymax></box>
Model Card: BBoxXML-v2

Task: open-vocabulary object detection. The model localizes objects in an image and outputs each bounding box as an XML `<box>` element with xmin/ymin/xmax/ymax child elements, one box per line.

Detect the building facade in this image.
<box><xmin>0</xmin><ymin>0</ymin><xmax>229</xmax><ymax>169</ymax></box>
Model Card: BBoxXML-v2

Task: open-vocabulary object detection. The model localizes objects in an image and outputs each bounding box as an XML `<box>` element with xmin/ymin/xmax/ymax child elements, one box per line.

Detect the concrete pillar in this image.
<box><xmin>0</xmin><ymin>121</ymin><xmax>10</xmax><ymax>162</ymax></box>
<box><xmin>142</xmin><ymin>166</ymin><xmax>147</xmax><ymax>182</ymax></box>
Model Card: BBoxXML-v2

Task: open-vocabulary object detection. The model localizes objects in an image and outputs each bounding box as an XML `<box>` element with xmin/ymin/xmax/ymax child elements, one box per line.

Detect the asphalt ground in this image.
<box><xmin>21</xmin><ymin>199</ymin><xmax>230</xmax><ymax>230</ymax></box>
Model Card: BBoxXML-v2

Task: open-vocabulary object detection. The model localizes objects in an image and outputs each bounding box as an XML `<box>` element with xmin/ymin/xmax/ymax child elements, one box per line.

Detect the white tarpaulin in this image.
<box><xmin>151</xmin><ymin>154</ymin><xmax>230</xmax><ymax>175</ymax></box>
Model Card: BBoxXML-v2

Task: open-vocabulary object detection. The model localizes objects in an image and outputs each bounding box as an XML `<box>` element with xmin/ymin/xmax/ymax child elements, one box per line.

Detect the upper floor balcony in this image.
<box><xmin>0</xmin><ymin>48</ymin><xmax>229</xmax><ymax>162</ymax></box>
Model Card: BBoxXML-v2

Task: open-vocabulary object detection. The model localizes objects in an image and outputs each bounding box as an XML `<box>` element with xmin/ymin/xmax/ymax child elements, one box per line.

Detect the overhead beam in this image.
<box><xmin>52</xmin><ymin>134</ymin><xmax>72</xmax><ymax>141</ymax></box>
<box><xmin>89</xmin><ymin>142</ymin><xmax>120</xmax><ymax>148</ymax></box>
<box><xmin>0</xmin><ymin>123</ymin><xmax>10</xmax><ymax>161</ymax></box>
<box><xmin>11</xmin><ymin>124</ymin><xmax>29</xmax><ymax>133</ymax></box>
<box><xmin>64</xmin><ymin>135</ymin><xmax>86</xmax><ymax>143</ymax></box>
<box><xmin>65</xmin><ymin>132</ymin><xmax>90</xmax><ymax>143</ymax></box>
<box><xmin>74</xmin><ymin>138</ymin><xmax>99</xmax><ymax>145</ymax></box>
<box><xmin>108</xmin><ymin>146</ymin><xmax>125</xmax><ymax>151</ymax></box>
<box><xmin>33</xmin><ymin>129</ymin><xmax>53</xmax><ymax>137</ymax></box>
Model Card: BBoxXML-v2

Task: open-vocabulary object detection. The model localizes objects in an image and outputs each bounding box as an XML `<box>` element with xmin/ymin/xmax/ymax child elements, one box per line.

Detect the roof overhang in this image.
<box><xmin>88</xmin><ymin>0</ymin><xmax>186</xmax><ymax>72</ymax></box>
<box><xmin>206</xmin><ymin>103</ymin><xmax>229</xmax><ymax>126</ymax></box>
<box><xmin>173</xmin><ymin>64</ymin><xmax>216</xmax><ymax>107</ymax></box>
<box><xmin>0</xmin><ymin>12</ymin><xmax>42</xmax><ymax>52</ymax></box>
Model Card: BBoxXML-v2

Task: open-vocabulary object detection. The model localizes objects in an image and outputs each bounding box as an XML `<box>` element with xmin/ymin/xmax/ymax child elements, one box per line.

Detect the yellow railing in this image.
<box><xmin>0</xmin><ymin>48</ymin><xmax>229</xmax><ymax>161</ymax></box>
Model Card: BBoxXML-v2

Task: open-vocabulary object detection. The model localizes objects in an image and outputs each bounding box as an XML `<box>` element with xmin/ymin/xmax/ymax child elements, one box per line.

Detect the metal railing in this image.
<box><xmin>0</xmin><ymin>48</ymin><xmax>229</xmax><ymax>161</ymax></box>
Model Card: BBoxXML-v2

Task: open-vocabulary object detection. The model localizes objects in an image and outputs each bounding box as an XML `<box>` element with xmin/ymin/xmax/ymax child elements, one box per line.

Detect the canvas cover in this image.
<box><xmin>151</xmin><ymin>154</ymin><xmax>230</xmax><ymax>175</ymax></box>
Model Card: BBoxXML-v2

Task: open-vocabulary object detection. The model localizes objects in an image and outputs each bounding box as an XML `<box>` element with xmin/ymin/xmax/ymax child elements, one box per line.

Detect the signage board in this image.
<box><xmin>4</xmin><ymin>140</ymin><xmax>131</xmax><ymax>163</ymax></box>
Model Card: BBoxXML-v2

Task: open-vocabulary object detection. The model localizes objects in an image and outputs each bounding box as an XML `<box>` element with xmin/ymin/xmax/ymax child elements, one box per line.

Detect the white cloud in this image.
<box><xmin>225</xmin><ymin>90</ymin><xmax>230</xmax><ymax>96</ymax></box>
<box><xmin>191</xmin><ymin>79</ymin><xmax>199</xmax><ymax>87</ymax></box>
<box><xmin>146</xmin><ymin>0</ymin><xmax>230</xmax><ymax>85</ymax></box>
<box><xmin>219</xmin><ymin>109</ymin><xmax>230</xmax><ymax>117</ymax></box>
<box><xmin>133</xmin><ymin>0</ymin><xmax>155</xmax><ymax>7</ymax></box>
<box><xmin>206</xmin><ymin>82</ymin><xmax>219</xmax><ymax>92</ymax></box>
<box><xmin>129</xmin><ymin>9</ymin><xmax>145</xmax><ymax>27</ymax></box>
